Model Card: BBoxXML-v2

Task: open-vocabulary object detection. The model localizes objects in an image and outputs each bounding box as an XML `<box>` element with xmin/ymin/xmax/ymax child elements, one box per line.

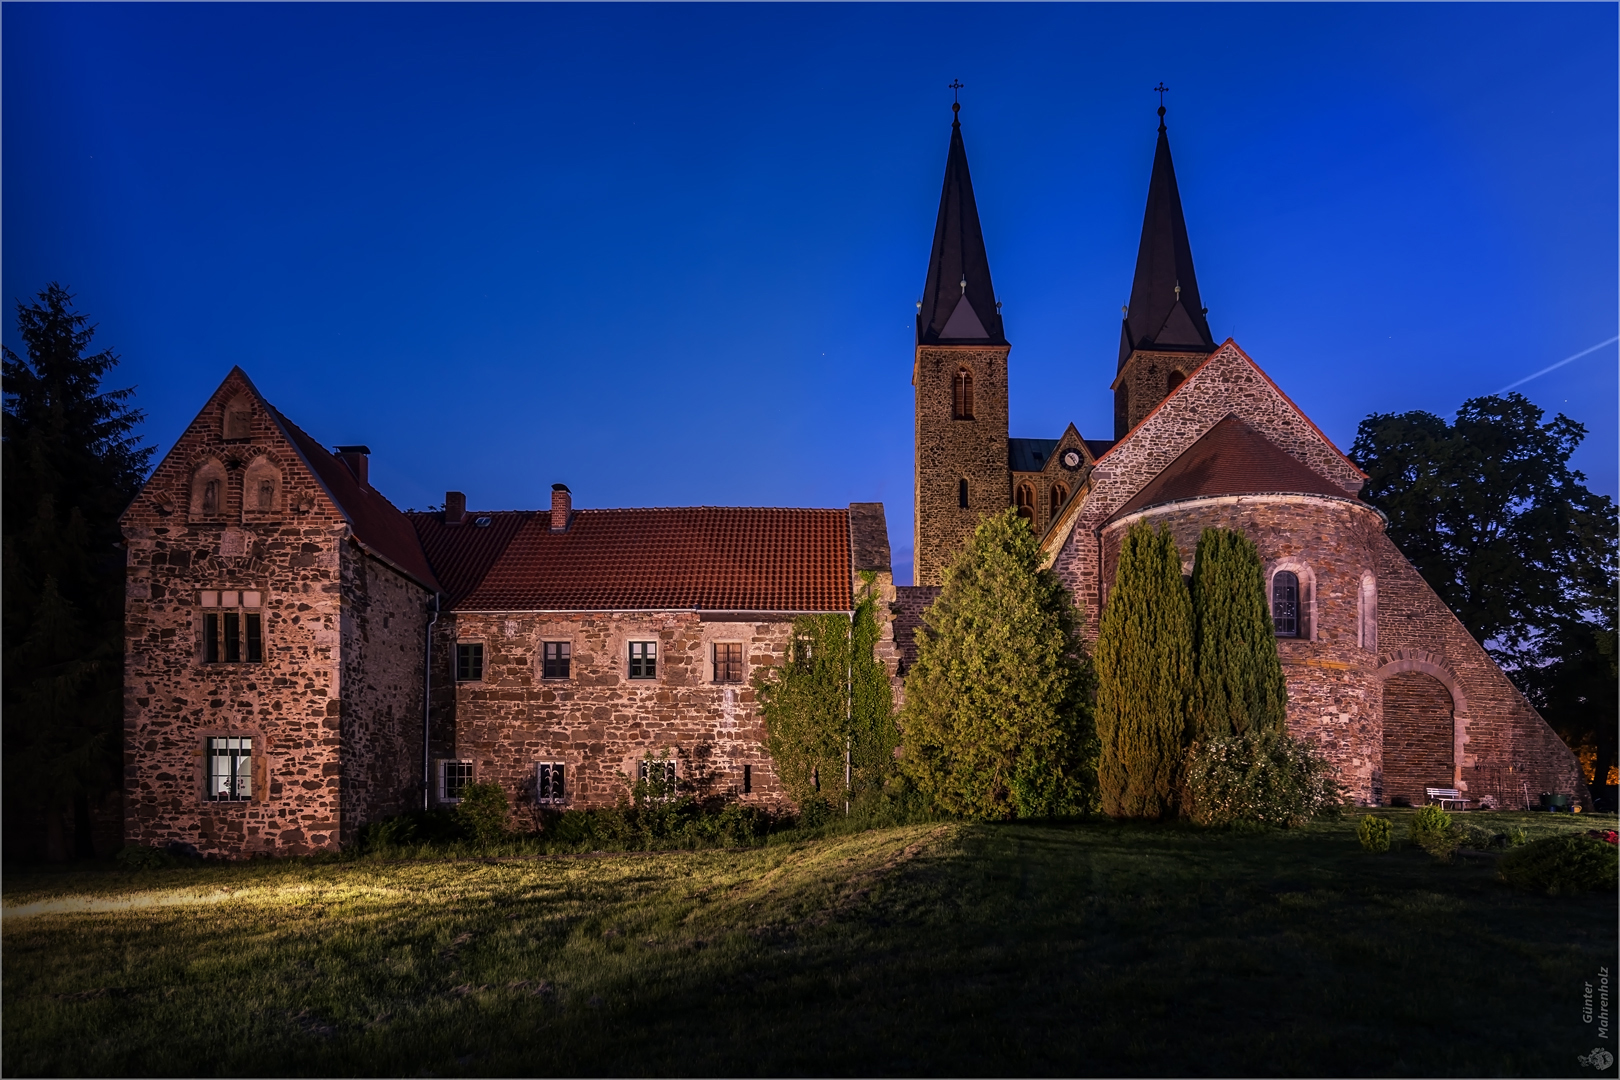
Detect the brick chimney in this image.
<box><xmin>334</xmin><ymin>445</ymin><xmax>370</xmax><ymax>487</ymax></box>
<box><xmin>444</xmin><ymin>491</ymin><xmax>467</xmax><ymax>525</ymax></box>
<box><xmin>550</xmin><ymin>484</ymin><xmax>572</xmax><ymax>532</ymax></box>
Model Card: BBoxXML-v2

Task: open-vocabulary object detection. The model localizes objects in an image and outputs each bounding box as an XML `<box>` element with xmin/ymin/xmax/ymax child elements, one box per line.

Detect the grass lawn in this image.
<box><xmin>4</xmin><ymin>811</ymin><xmax>1616</xmax><ymax>1077</ymax></box>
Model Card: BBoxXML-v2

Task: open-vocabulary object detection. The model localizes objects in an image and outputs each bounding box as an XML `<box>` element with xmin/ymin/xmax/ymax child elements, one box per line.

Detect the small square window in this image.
<box><xmin>457</xmin><ymin>643</ymin><xmax>484</xmax><ymax>682</ymax></box>
<box><xmin>712</xmin><ymin>642</ymin><xmax>743</xmax><ymax>683</ymax></box>
<box><xmin>207</xmin><ymin>737</ymin><xmax>252</xmax><ymax>801</ymax></box>
<box><xmin>536</xmin><ymin>761</ymin><xmax>566</xmax><ymax>804</ymax></box>
<box><xmin>543</xmin><ymin>641</ymin><xmax>571</xmax><ymax>679</ymax></box>
<box><xmin>628</xmin><ymin>641</ymin><xmax>657</xmax><ymax>679</ymax></box>
<box><xmin>439</xmin><ymin>760</ymin><xmax>473</xmax><ymax>802</ymax></box>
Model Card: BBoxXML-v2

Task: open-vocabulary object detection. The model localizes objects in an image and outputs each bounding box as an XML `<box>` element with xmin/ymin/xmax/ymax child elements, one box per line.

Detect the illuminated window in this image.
<box><xmin>207</xmin><ymin>737</ymin><xmax>252</xmax><ymax>801</ymax></box>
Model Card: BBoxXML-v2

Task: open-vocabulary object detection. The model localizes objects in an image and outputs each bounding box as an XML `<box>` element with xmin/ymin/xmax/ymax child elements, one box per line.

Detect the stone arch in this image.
<box><xmin>189</xmin><ymin>457</ymin><xmax>228</xmax><ymax>520</ymax></box>
<box><xmin>242</xmin><ymin>455</ymin><xmax>283</xmax><ymax>516</ymax></box>
<box><xmin>222</xmin><ymin>392</ymin><xmax>254</xmax><ymax>441</ymax></box>
<box><xmin>1015</xmin><ymin>483</ymin><xmax>1035</xmax><ymax>523</ymax></box>
<box><xmin>1265</xmin><ymin>557</ymin><xmax>1316</xmax><ymax>641</ymax></box>
<box><xmin>1376</xmin><ymin>652</ymin><xmax>1468</xmax><ymax>801</ymax></box>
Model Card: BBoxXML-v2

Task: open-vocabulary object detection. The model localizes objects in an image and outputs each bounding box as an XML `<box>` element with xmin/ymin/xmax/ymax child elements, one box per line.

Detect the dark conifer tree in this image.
<box><xmin>1189</xmin><ymin>528</ymin><xmax>1288</xmax><ymax>739</ymax></box>
<box><xmin>901</xmin><ymin>509</ymin><xmax>1094</xmax><ymax>819</ymax></box>
<box><xmin>1095</xmin><ymin>520</ymin><xmax>1193</xmax><ymax>818</ymax></box>
<box><xmin>3</xmin><ymin>284</ymin><xmax>150</xmax><ymax>857</ymax></box>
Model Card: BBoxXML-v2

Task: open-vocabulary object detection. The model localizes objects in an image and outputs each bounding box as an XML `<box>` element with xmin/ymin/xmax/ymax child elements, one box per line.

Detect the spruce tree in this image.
<box><xmin>1189</xmin><ymin>528</ymin><xmax>1288</xmax><ymax>739</ymax></box>
<box><xmin>1095</xmin><ymin>520</ymin><xmax>1194</xmax><ymax>818</ymax></box>
<box><xmin>900</xmin><ymin>508</ymin><xmax>1094</xmax><ymax>820</ymax></box>
<box><xmin>3</xmin><ymin>284</ymin><xmax>150</xmax><ymax>856</ymax></box>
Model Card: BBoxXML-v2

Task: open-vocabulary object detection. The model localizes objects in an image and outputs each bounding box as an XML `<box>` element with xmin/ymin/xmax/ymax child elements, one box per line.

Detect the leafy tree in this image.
<box><xmin>1095</xmin><ymin>520</ymin><xmax>1193</xmax><ymax>819</ymax></box>
<box><xmin>3</xmin><ymin>284</ymin><xmax>150</xmax><ymax>856</ymax></box>
<box><xmin>900</xmin><ymin>508</ymin><xmax>1094</xmax><ymax>820</ymax></box>
<box><xmin>1351</xmin><ymin>394</ymin><xmax>1618</xmax><ymax>784</ymax></box>
<box><xmin>754</xmin><ymin>578</ymin><xmax>897</xmax><ymax>814</ymax></box>
<box><xmin>1189</xmin><ymin>528</ymin><xmax>1287</xmax><ymax>739</ymax></box>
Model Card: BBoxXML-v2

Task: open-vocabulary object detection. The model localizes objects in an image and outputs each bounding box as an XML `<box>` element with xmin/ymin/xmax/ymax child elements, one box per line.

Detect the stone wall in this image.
<box><xmin>1113</xmin><ymin>348</ymin><xmax>1212</xmax><ymax>437</ymax></box>
<box><xmin>1092</xmin><ymin>492</ymin><xmax>1587</xmax><ymax>807</ymax></box>
<box><xmin>339</xmin><ymin>543</ymin><xmax>431</xmax><ymax>843</ymax></box>
<box><xmin>913</xmin><ymin>344</ymin><xmax>1011</xmax><ymax>586</ymax></box>
<box><xmin>1381</xmin><ymin>671</ymin><xmax>1455</xmax><ymax>806</ymax></box>
<box><xmin>437</xmin><ymin>610</ymin><xmax>798</xmax><ymax>825</ymax></box>
<box><xmin>1050</xmin><ymin>341</ymin><xmax>1367</xmax><ymax>638</ymax></box>
<box><xmin>121</xmin><ymin>371</ymin><xmax>351</xmax><ymax>856</ymax></box>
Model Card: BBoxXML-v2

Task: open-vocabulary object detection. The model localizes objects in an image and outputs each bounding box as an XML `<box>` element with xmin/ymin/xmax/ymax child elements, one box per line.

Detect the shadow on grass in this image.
<box><xmin>3</xmin><ymin>812</ymin><xmax>1614</xmax><ymax>1077</ymax></box>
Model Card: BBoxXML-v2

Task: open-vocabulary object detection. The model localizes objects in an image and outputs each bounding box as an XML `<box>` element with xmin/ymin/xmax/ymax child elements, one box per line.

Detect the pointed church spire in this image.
<box><xmin>1119</xmin><ymin>93</ymin><xmax>1214</xmax><ymax>369</ymax></box>
<box><xmin>918</xmin><ymin>96</ymin><xmax>1005</xmax><ymax>347</ymax></box>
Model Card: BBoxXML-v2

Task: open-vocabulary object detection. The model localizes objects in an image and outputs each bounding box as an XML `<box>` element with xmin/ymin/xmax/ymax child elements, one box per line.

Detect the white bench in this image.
<box><xmin>1426</xmin><ymin>787</ymin><xmax>1472</xmax><ymax>810</ymax></box>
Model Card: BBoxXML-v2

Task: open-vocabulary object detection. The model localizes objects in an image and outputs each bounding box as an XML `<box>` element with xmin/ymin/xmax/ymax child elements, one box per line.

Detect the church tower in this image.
<box><xmin>1113</xmin><ymin>99</ymin><xmax>1217</xmax><ymax>439</ymax></box>
<box><xmin>912</xmin><ymin>101</ymin><xmax>1010</xmax><ymax>587</ymax></box>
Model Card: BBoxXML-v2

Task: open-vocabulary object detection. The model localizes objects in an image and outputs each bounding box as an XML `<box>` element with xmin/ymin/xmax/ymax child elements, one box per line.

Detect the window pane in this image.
<box><xmin>443</xmin><ymin>761</ymin><xmax>473</xmax><ymax>800</ymax></box>
<box><xmin>222</xmin><ymin>591</ymin><xmax>239</xmax><ymax>608</ymax></box>
<box><xmin>224</xmin><ymin>612</ymin><xmax>241</xmax><ymax>662</ymax></box>
<box><xmin>245</xmin><ymin>614</ymin><xmax>263</xmax><ymax>662</ymax></box>
<box><xmin>201</xmin><ymin>591</ymin><xmax>219</xmax><ymax>608</ymax></box>
<box><xmin>207</xmin><ymin>737</ymin><xmax>252</xmax><ymax>801</ymax></box>
<box><xmin>242</xmin><ymin>591</ymin><xmax>262</xmax><ymax>608</ymax></box>
<box><xmin>204</xmin><ymin>613</ymin><xmax>220</xmax><ymax>663</ymax></box>
<box><xmin>1273</xmin><ymin>572</ymin><xmax>1299</xmax><ymax>637</ymax></box>
<box><xmin>457</xmin><ymin>643</ymin><xmax>483</xmax><ymax>681</ymax></box>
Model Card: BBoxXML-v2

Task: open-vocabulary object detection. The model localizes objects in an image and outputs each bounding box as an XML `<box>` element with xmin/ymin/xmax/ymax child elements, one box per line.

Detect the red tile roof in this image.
<box><xmin>444</xmin><ymin>506</ymin><xmax>854</xmax><ymax>612</ymax></box>
<box><xmin>1109</xmin><ymin>413</ymin><xmax>1354</xmax><ymax>522</ymax></box>
<box><xmin>408</xmin><ymin>510</ymin><xmax>535</xmax><ymax>605</ymax></box>
<box><xmin>269</xmin><ymin>406</ymin><xmax>443</xmax><ymax>593</ymax></box>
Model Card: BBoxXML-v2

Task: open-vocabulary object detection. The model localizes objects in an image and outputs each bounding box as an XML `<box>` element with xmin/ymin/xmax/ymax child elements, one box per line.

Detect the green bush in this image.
<box><xmin>1357</xmin><ymin>815</ymin><xmax>1392</xmax><ymax>853</ymax></box>
<box><xmin>455</xmin><ymin>782</ymin><xmax>510</xmax><ymax>847</ymax></box>
<box><xmin>1407</xmin><ymin>804</ymin><xmax>1457</xmax><ymax>860</ymax></box>
<box><xmin>1180</xmin><ymin>732</ymin><xmax>1342</xmax><ymax>828</ymax></box>
<box><xmin>1498</xmin><ymin>835</ymin><xmax>1618</xmax><ymax>895</ymax></box>
<box><xmin>115</xmin><ymin>844</ymin><xmax>182</xmax><ymax>870</ymax></box>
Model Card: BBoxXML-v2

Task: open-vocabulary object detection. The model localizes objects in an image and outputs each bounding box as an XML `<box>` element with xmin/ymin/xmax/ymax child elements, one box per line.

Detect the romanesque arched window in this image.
<box><xmin>1015</xmin><ymin>484</ymin><xmax>1035</xmax><ymax>523</ymax></box>
<box><xmin>1358</xmin><ymin>572</ymin><xmax>1378</xmax><ymax>650</ymax></box>
<box><xmin>223</xmin><ymin>393</ymin><xmax>253</xmax><ymax>441</ymax></box>
<box><xmin>953</xmin><ymin>369</ymin><xmax>974</xmax><ymax>420</ymax></box>
<box><xmin>1167</xmin><ymin>370</ymin><xmax>1186</xmax><ymax>395</ymax></box>
<box><xmin>190</xmin><ymin>458</ymin><xmax>228</xmax><ymax>520</ymax></box>
<box><xmin>1050</xmin><ymin>484</ymin><xmax>1068</xmax><ymax>517</ymax></box>
<box><xmin>1272</xmin><ymin>571</ymin><xmax>1300</xmax><ymax>637</ymax></box>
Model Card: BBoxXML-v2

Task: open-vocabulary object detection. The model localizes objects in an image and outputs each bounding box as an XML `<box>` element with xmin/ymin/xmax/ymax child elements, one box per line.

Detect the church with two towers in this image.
<box><xmin>118</xmin><ymin>99</ymin><xmax>1587</xmax><ymax>856</ymax></box>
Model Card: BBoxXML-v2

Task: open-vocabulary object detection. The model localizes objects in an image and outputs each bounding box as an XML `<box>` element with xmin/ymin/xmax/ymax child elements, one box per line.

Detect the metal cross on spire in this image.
<box><xmin>949</xmin><ymin>79</ymin><xmax>964</xmax><ymax>120</ymax></box>
<box><xmin>1154</xmin><ymin>81</ymin><xmax>1169</xmax><ymax>131</ymax></box>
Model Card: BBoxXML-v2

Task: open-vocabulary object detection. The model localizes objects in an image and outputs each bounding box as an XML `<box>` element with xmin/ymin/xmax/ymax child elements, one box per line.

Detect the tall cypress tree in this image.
<box><xmin>3</xmin><ymin>284</ymin><xmax>150</xmax><ymax>857</ymax></box>
<box><xmin>1095</xmin><ymin>520</ymin><xmax>1194</xmax><ymax>819</ymax></box>
<box><xmin>901</xmin><ymin>508</ymin><xmax>1094</xmax><ymax>820</ymax></box>
<box><xmin>1189</xmin><ymin>528</ymin><xmax>1288</xmax><ymax>739</ymax></box>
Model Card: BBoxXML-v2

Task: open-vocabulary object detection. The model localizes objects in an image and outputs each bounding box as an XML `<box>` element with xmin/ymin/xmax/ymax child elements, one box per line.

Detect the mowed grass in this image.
<box><xmin>4</xmin><ymin>812</ymin><xmax>1615</xmax><ymax>1077</ymax></box>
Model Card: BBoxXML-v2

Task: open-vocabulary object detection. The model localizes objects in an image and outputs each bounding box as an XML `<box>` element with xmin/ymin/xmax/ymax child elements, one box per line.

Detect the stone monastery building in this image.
<box><xmin>121</xmin><ymin>102</ymin><xmax>1587</xmax><ymax>856</ymax></box>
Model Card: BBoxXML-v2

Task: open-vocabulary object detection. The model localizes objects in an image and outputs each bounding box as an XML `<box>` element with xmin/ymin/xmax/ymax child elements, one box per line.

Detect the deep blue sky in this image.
<box><xmin>6</xmin><ymin>4</ymin><xmax>1616</xmax><ymax>585</ymax></box>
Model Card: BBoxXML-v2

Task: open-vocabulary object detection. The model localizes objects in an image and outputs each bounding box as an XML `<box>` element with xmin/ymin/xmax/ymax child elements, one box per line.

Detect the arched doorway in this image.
<box><xmin>1381</xmin><ymin>671</ymin><xmax>1455</xmax><ymax>806</ymax></box>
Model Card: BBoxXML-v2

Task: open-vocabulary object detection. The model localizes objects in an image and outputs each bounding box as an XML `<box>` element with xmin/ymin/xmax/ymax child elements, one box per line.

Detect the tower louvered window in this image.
<box><xmin>953</xmin><ymin>369</ymin><xmax>974</xmax><ymax>420</ymax></box>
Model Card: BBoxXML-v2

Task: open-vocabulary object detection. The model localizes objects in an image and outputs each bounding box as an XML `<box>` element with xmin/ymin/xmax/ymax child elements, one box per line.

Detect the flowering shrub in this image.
<box><xmin>1180</xmin><ymin>732</ymin><xmax>1342</xmax><ymax>828</ymax></box>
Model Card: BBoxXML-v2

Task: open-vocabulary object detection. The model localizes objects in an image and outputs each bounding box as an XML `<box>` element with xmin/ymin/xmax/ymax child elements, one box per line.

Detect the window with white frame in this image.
<box><xmin>207</xmin><ymin>737</ymin><xmax>253</xmax><ymax>801</ymax></box>
<box><xmin>628</xmin><ymin>640</ymin><xmax>657</xmax><ymax>679</ymax></box>
<box><xmin>200</xmin><ymin>589</ymin><xmax>264</xmax><ymax>663</ymax></box>
<box><xmin>536</xmin><ymin>761</ymin><xmax>566</xmax><ymax>804</ymax></box>
<box><xmin>438</xmin><ymin>759</ymin><xmax>473</xmax><ymax>802</ymax></box>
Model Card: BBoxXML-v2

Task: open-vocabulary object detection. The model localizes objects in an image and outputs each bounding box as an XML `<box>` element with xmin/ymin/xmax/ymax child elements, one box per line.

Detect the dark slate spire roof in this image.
<box><xmin>918</xmin><ymin>108</ymin><xmax>1005</xmax><ymax>347</ymax></box>
<box><xmin>1119</xmin><ymin>109</ymin><xmax>1215</xmax><ymax>369</ymax></box>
